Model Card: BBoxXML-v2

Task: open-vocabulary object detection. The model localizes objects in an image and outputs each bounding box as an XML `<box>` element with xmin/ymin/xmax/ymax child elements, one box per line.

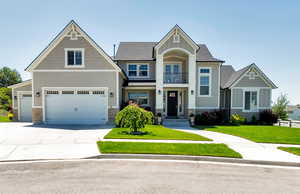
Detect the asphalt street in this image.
<box><xmin>0</xmin><ymin>159</ymin><xmax>300</xmax><ymax>194</ymax></box>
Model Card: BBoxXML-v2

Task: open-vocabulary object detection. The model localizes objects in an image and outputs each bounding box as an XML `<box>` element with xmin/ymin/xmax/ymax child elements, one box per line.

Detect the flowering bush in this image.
<box><xmin>230</xmin><ymin>114</ymin><xmax>246</xmax><ymax>125</ymax></box>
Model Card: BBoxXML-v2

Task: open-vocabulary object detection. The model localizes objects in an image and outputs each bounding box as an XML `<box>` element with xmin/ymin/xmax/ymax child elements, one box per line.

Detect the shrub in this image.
<box><xmin>7</xmin><ymin>113</ymin><xmax>13</xmax><ymax>120</ymax></box>
<box><xmin>195</xmin><ymin>110</ymin><xmax>228</xmax><ymax>125</ymax></box>
<box><xmin>250</xmin><ymin>115</ymin><xmax>258</xmax><ymax>125</ymax></box>
<box><xmin>259</xmin><ymin>110</ymin><xmax>278</xmax><ymax>125</ymax></box>
<box><xmin>230</xmin><ymin>114</ymin><xmax>246</xmax><ymax>125</ymax></box>
<box><xmin>115</xmin><ymin>105</ymin><xmax>154</xmax><ymax>133</ymax></box>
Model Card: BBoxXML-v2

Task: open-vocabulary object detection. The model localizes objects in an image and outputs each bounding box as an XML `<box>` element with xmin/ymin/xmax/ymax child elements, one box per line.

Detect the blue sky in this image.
<box><xmin>0</xmin><ymin>0</ymin><xmax>299</xmax><ymax>104</ymax></box>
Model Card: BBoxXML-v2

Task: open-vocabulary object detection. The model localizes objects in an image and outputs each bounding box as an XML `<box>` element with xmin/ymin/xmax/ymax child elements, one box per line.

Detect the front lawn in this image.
<box><xmin>278</xmin><ymin>147</ymin><xmax>300</xmax><ymax>156</ymax></box>
<box><xmin>0</xmin><ymin>115</ymin><xmax>11</xmax><ymax>122</ymax></box>
<box><xmin>98</xmin><ymin>141</ymin><xmax>242</xmax><ymax>158</ymax></box>
<box><xmin>196</xmin><ymin>125</ymin><xmax>300</xmax><ymax>145</ymax></box>
<box><xmin>104</xmin><ymin>125</ymin><xmax>211</xmax><ymax>141</ymax></box>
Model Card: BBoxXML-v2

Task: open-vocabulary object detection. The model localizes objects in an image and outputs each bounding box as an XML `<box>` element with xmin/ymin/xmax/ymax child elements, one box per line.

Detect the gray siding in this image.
<box><xmin>231</xmin><ymin>88</ymin><xmax>243</xmax><ymax>108</ymax></box>
<box><xmin>158</xmin><ymin>34</ymin><xmax>194</xmax><ymax>55</ymax></box>
<box><xmin>12</xmin><ymin>84</ymin><xmax>32</xmax><ymax>109</ymax></box>
<box><xmin>36</xmin><ymin>37</ymin><xmax>114</xmax><ymax>70</ymax></box>
<box><xmin>259</xmin><ymin>88</ymin><xmax>271</xmax><ymax>107</ymax></box>
<box><xmin>196</xmin><ymin>62</ymin><xmax>220</xmax><ymax>108</ymax></box>
<box><xmin>33</xmin><ymin>72</ymin><xmax>117</xmax><ymax>107</ymax></box>
<box><xmin>234</xmin><ymin>75</ymin><xmax>269</xmax><ymax>87</ymax></box>
<box><xmin>118</xmin><ymin>61</ymin><xmax>155</xmax><ymax>80</ymax></box>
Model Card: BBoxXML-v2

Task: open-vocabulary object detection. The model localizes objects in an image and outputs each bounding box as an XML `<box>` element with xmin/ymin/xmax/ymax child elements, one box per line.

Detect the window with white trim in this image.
<box><xmin>65</xmin><ymin>48</ymin><xmax>84</xmax><ymax>67</ymax></box>
<box><xmin>244</xmin><ymin>91</ymin><xmax>258</xmax><ymax>112</ymax></box>
<box><xmin>127</xmin><ymin>64</ymin><xmax>149</xmax><ymax>77</ymax></box>
<box><xmin>128</xmin><ymin>92</ymin><xmax>149</xmax><ymax>106</ymax></box>
<box><xmin>199</xmin><ymin>68</ymin><xmax>211</xmax><ymax>96</ymax></box>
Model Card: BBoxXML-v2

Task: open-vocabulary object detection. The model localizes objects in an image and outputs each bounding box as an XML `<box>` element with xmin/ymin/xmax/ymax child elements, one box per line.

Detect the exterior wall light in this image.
<box><xmin>14</xmin><ymin>96</ymin><xmax>17</xmax><ymax>100</ymax></box>
<box><xmin>191</xmin><ymin>90</ymin><xmax>194</xmax><ymax>95</ymax></box>
<box><xmin>158</xmin><ymin>90</ymin><xmax>161</xmax><ymax>95</ymax></box>
<box><xmin>110</xmin><ymin>92</ymin><xmax>114</xmax><ymax>97</ymax></box>
<box><xmin>35</xmin><ymin>92</ymin><xmax>40</xmax><ymax>97</ymax></box>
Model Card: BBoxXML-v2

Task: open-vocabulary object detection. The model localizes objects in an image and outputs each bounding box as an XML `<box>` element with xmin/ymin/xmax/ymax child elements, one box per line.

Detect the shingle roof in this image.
<box><xmin>222</xmin><ymin>65</ymin><xmax>251</xmax><ymax>88</ymax></box>
<box><xmin>220</xmin><ymin>65</ymin><xmax>235</xmax><ymax>88</ymax></box>
<box><xmin>115</xmin><ymin>42</ymin><xmax>224</xmax><ymax>62</ymax></box>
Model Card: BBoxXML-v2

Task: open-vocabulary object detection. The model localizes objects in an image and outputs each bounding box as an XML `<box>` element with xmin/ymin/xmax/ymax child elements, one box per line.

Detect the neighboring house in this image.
<box><xmin>8</xmin><ymin>20</ymin><xmax>277</xmax><ymax>124</ymax></box>
<box><xmin>287</xmin><ymin>105</ymin><xmax>300</xmax><ymax>120</ymax></box>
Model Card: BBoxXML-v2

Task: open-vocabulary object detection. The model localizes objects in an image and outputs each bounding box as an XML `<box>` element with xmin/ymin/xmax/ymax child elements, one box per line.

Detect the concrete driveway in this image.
<box><xmin>0</xmin><ymin>123</ymin><xmax>112</xmax><ymax>161</ymax></box>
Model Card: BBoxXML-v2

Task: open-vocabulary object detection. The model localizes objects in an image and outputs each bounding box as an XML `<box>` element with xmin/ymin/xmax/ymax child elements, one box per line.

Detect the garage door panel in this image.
<box><xmin>45</xmin><ymin>90</ymin><xmax>108</xmax><ymax>125</ymax></box>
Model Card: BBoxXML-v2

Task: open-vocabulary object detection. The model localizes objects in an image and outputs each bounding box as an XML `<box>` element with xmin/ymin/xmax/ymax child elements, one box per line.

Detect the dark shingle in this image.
<box><xmin>115</xmin><ymin>42</ymin><xmax>224</xmax><ymax>62</ymax></box>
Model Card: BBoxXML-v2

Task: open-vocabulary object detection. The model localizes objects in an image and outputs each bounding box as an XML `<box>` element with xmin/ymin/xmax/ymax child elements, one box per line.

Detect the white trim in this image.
<box><xmin>163</xmin><ymin>88</ymin><xmax>186</xmax><ymax>116</ymax></box>
<box><xmin>42</xmin><ymin>87</ymin><xmax>109</xmax><ymax>123</ymax></box>
<box><xmin>17</xmin><ymin>91</ymin><xmax>32</xmax><ymax>121</ymax></box>
<box><xmin>198</xmin><ymin>67</ymin><xmax>212</xmax><ymax>97</ymax></box>
<box><xmin>154</xmin><ymin>25</ymin><xmax>199</xmax><ymax>52</ymax></box>
<box><xmin>32</xmin><ymin>106</ymin><xmax>42</xmax><ymax>108</ymax></box>
<box><xmin>26</xmin><ymin>21</ymin><xmax>123</xmax><ymax>74</ymax></box>
<box><xmin>12</xmin><ymin>88</ymin><xmax>14</xmax><ymax>109</ymax></box>
<box><xmin>161</xmin><ymin>47</ymin><xmax>191</xmax><ymax>56</ymax></box>
<box><xmin>126</xmin><ymin>63</ymin><xmax>150</xmax><ymax>78</ymax></box>
<box><xmin>116</xmin><ymin>71</ymin><xmax>119</xmax><ymax>108</ymax></box>
<box><xmin>242</xmin><ymin>88</ymin><xmax>259</xmax><ymax>112</ymax></box>
<box><xmin>195</xmin><ymin>107</ymin><xmax>220</xmax><ymax>109</ymax></box>
<box><xmin>128</xmin><ymin>82</ymin><xmax>156</xmax><ymax>86</ymax></box>
<box><xmin>229</xmin><ymin>64</ymin><xmax>277</xmax><ymax>89</ymax></box>
<box><xmin>125</xmin><ymin>86</ymin><xmax>156</xmax><ymax>90</ymax></box>
<box><xmin>64</xmin><ymin>48</ymin><xmax>85</xmax><ymax>68</ymax></box>
<box><xmin>31</xmin><ymin>72</ymin><xmax>34</xmax><ymax>107</ymax></box>
<box><xmin>32</xmin><ymin>69</ymin><xmax>117</xmax><ymax>72</ymax></box>
<box><xmin>8</xmin><ymin>80</ymin><xmax>32</xmax><ymax>89</ymax></box>
<box><xmin>218</xmin><ymin>64</ymin><xmax>221</xmax><ymax>108</ymax></box>
<box><xmin>163</xmin><ymin>84</ymin><xmax>189</xmax><ymax>87</ymax></box>
<box><xmin>232</xmin><ymin>87</ymin><xmax>271</xmax><ymax>89</ymax></box>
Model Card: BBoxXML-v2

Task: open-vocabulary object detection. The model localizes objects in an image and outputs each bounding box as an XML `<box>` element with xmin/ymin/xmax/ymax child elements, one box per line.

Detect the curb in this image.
<box><xmin>86</xmin><ymin>154</ymin><xmax>300</xmax><ymax>167</ymax></box>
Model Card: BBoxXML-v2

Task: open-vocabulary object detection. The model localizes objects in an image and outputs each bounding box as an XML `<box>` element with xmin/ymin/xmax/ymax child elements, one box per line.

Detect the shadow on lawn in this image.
<box><xmin>119</xmin><ymin>130</ymin><xmax>155</xmax><ymax>136</ymax></box>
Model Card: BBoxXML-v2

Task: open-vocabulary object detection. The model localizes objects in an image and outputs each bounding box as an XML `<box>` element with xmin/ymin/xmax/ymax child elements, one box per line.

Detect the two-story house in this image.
<box><xmin>9</xmin><ymin>20</ymin><xmax>277</xmax><ymax>124</ymax></box>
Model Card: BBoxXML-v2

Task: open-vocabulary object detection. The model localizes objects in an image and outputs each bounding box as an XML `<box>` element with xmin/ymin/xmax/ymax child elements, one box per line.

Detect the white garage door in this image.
<box><xmin>20</xmin><ymin>94</ymin><xmax>32</xmax><ymax>122</ymax></box>
<box><xmin>45</xmin><ymin>88</ymin><xmax>108</xmax><ymax>125</ymax></box>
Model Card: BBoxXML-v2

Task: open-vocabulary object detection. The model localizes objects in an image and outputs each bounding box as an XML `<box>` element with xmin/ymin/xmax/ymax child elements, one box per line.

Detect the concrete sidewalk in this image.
<box><xmin>174</xmin><ymin>127</ymin><xmax>300</xmax><ymax>163</ymax></box>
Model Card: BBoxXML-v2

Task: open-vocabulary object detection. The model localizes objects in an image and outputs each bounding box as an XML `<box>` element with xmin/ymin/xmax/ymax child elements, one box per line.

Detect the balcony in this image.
<box><xmin>163</xmin><ymin>72</ymin><xmax>188</xmax><ymax>84</ymax></box>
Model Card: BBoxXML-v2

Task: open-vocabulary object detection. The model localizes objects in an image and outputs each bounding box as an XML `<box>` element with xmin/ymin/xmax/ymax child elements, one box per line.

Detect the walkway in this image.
<box><xmin>172</xmin><ymin>127</ymin><xmax>300</xmax><ymax>163</ymax></box>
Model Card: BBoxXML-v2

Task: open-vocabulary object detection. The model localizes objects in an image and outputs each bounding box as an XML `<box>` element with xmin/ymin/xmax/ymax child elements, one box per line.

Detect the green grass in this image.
<box><xmin>0</xmin><ymin>115</ymin><xmax>11</xmax><ymax>122</ymax></box>
<box><xmin>98</xmin><ymin>141</ymin><xmax>242</xmax><ymax>158</ymax></box>
<box><xmin>278</xmin><ymin>147</ymin><xmax>300</xmax><ymax>156</ymax></box>
<box><xmin>196</xmin><ymin>125</ymin><xmax>300</xmax><ymax>145</ymax></box>
<box><xmin>104</xmin><ymin>125</ymin><xmax>211</xmax><ymax>141</ymax></box>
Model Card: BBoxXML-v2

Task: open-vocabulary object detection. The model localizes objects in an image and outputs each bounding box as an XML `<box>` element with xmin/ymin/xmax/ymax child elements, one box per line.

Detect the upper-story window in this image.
<box><xmin>199</xmin><ymin>67</ymin><xmax>211</xmax><ymax>96</ymax></box>
<box><xmin>127</xmin><ymin>63</ymin><xmax>149</xmax><ymax>78</ymax></box>
<box><xmin>65</xmin><ymin>48</ymin><xmax>85</xmax><ymax>68</ymax></box>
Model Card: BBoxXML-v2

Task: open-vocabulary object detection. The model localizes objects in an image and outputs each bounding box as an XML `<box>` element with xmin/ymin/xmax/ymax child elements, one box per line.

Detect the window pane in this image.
<box><xmin>251</xmin><ymin>91</ymin><xmax>257</xmax><ymax>106</ymax></box>
<box><xmin>75</xmin><ymin>51</ymin><xmax>82</xmax><ymax>65</ymax></box>
<box><xmin>128</xmin><ymin>71</ymin><xmax>137</xmax><ymax>77</ymax></box>
<box><xmin>200</xmin><ymin>76</ymin><xmax>209</xmax><ymax>86</ymax></box>
<box><xmin>165</xmin><ymin>65</ymin><xmax>171</xmax><ymax>74</ymax></box>
<box><xmin>200</xmin><ymin>69</ymin><xmax>210</xmax><ymax>73</ymax></box>
<box><xmin>200</xmin><ymin>86</ymin><xmax>209</xmax><ymax>95</ymax></box>
<box><xmin>128</xmin><ymin>65</ymin><xmax>137</xmax><ymax>70</ymax></box>
<box><xmin>173</xmin><ymin>64</ymin><xmax>179</xmax><ymax>73</ymax></box>
<box><xmin>128</xmin><ymin>93</ymin><xmax>148</xmax><ymax>105</ymax></box>
<box><xmin>139</xmin><ymin>70</ymin><xmax>148</xmax><ymax>77</ymax></box>
<box><xmin>245</xmin><ymin>91</ymin><xmax>251</xmax><ymax>110</ymax></box>
<box><xmin>67</xmin><ymin>51</ymin><xmax>74</xmax><ymax>65</ymax></box>
<box><xmin>139</xmin><ymin>64</ymin><xmax>148</xmax><ymax>71</ymax></box>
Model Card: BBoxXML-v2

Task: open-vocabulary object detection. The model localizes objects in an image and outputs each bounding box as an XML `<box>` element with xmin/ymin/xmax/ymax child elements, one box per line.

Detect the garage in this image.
<box><xmin>19</xmin><ymin>93</ymin><xmax>32</xmax><ymax>122</ymax></box>
<box><xmin>44</xmin><ymin>88</ymin><xmax>108</xmax><ymax>125</ymax></box>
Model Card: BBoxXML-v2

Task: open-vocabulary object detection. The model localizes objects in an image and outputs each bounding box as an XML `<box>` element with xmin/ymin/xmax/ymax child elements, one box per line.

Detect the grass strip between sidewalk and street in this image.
<box><xmin>278</xmin><ymin>147</ymin><xmax>300</xmax><ymax>156</ymax></box>
<box><xmin>98</xmin><ymin>141</ymin><xmax>242</xmax><ymax>158</ymax></box>
<box><xmin>196</xmin><ymin>125</ymin><xmax>300</xmax><ymax>145</ymax></box>
<box><xmin>104</xmin><ymin>125</ymin><xmax>211</xmax><ymax>141</ymax></box>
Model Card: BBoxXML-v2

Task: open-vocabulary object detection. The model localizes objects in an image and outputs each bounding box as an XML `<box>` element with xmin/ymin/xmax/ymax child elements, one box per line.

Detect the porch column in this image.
<box><xmin>188</xmin><ymin>54</ymin><xmax>196</xmax><ymax>114</ymax></box>
<box><xmin>155</xmin><ymin>54</ymin><xmax>164</xmax><ymax>113</ymax></box>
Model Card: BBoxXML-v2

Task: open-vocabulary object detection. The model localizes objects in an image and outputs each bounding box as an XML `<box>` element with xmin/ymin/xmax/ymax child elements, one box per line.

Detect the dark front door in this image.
<box><xmin>167</xmin><ymin>91</ymin><xmax>178</xmax><ymax>117</ymax></box>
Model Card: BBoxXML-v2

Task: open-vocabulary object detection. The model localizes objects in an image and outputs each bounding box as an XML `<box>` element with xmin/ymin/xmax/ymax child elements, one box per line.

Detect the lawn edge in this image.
<box><xmin>278</xmin><ymin>147</ymin><xmax>300</xmax><ymax>156</ymax></box>
<box><xmin>85</xmin><ymin>154</ymin><xmax>300</xmax><ymax>167</ymax></box>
